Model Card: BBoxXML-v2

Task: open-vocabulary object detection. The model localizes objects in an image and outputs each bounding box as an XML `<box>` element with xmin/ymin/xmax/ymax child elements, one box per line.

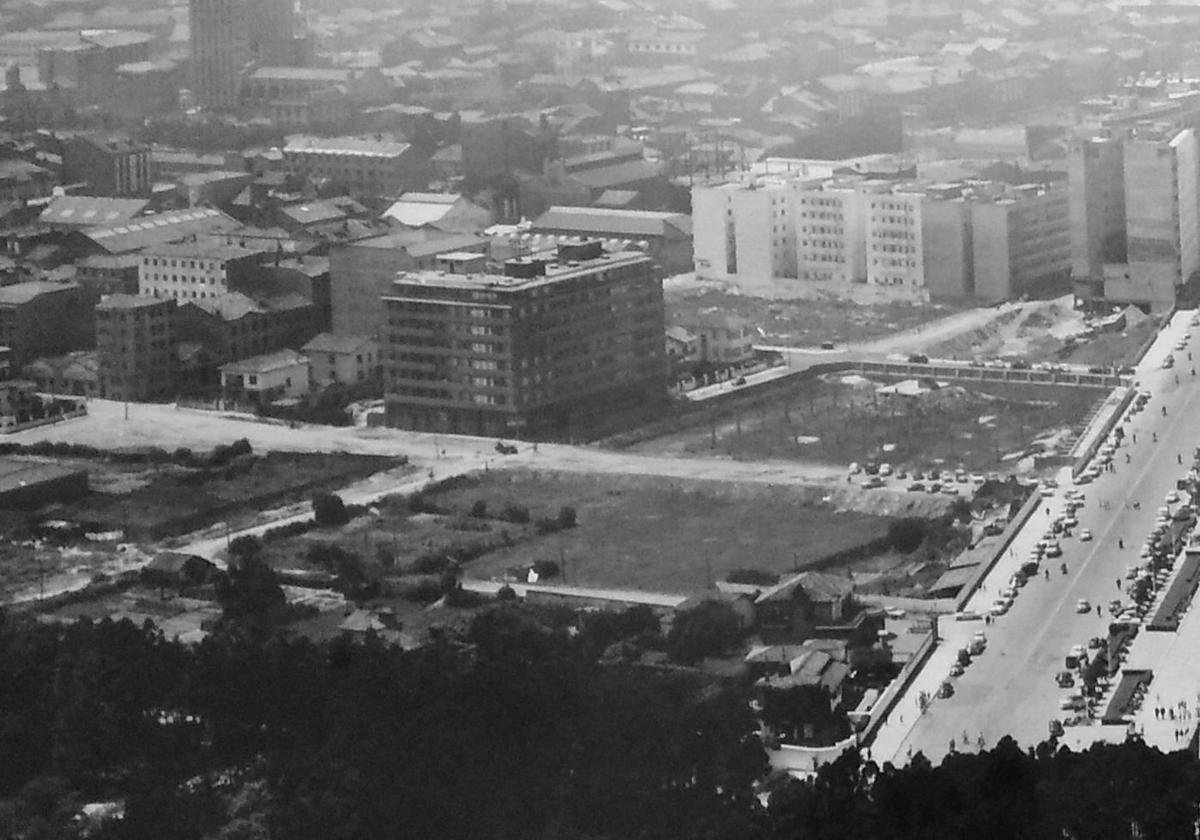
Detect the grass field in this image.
<box><xmin>631</xmin><ymin>375</ymin><xmax>1107</xmax><ymax>473</ymax></box>
<box><xmin>62</xmin><ymin>452</ymin><xmax>402</xmax><ymax>538</ymax></box>
<box><xmin>425</xmin><ymin>470</ymin><xmax>892</xmax><ymax>593</ymax></box>
<box><xmin>257</xmin><ymin>470</ymin><xmax>895</xmax><ymax>595</ymax></box>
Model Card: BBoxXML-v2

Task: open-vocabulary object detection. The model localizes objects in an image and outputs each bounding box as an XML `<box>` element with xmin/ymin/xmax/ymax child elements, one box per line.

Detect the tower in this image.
<box><xmin>189</xmin><ymin>0</ymin><xmax>296</xmax><ymax>109</ymax></box>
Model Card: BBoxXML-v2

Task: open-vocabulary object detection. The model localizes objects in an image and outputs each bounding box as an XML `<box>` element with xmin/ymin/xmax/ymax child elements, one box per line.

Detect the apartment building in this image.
<box><xmin>693</xmin><ymin>173</ymin><xmax>926</xmax><ymax>296</ymax></box>
<box><xmin>382</xmin><ymin>241</ymin><xmax>666</xmax><ymax>438</ymax></box>
<box><xmin>281</xmin><ymin>136</ymin><xmax>430</xmax><ymax>198</ymax></box>
<box><xmin>138</xmin><ymin>241</ymin><xmax>268</xmax><ymax>300</ymax></box>
<box><xmin>190</xmin><ymin>0</ymin><xmax>295</xmax><ymax>109</ymax></box>
<box><xmin>0</xmin><ymin>282</ymin><xmax>91</xmax><ymax>365</ymax></box>
<box><xmin>921</xmin><ymin>181</ymin><xmax>1071</xmax><ymax>301</ymax></box>
<box><xmin>60</xmin><ymin>134</ymin><xmax>152</xmax><ymax>197</ymax></box>
<box><xmin>1068</xmin><ymin>134</ymin><xmax>1127</xmax><ymax>285</ymax></box>
<box><xmin>94</xmin><ymin>294</ymin><xmax>176</xmax><ymax>401</ymax></box>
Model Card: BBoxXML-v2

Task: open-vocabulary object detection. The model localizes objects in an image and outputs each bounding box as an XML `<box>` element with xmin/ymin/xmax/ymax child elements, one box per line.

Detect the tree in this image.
<box><xmin>217</xmin><ymin>554</ymin><xmax>287</xmax><ymax>637</ymax></box>
<box><xmin>312</xmin><ymin>493</ymin><xmax>350</xmax><ymax>527</ymax></box>
<box><xmin>228</xmin><ymin>535</ymin><xmax>263</xmax><ymax>562</ymax></box>
<box><xmin>556</xmin><ymin>506</ymin><xmax>577</xmax><ymax>529</ymax></box>
<box><xmin>666</xmin><ymin>600</ymin><xmax>744</xmax><ymax>664</ymax></box>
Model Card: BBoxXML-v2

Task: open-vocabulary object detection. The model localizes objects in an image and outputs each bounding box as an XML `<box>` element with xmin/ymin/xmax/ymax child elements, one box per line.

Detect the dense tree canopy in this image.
<box><xmin>1</xmin><ymin>604</ymin><xmax>1199</xmax><ymax>840</ymax></box>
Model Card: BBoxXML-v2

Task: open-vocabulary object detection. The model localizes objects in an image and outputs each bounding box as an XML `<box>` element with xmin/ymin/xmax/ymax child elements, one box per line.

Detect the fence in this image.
<box><xmin>0</xmin><ymin>406</ymin><xmax>87</xmax><ymax>434</ymax></box>
<box><xmin>861</xmin><ymin>630</ymin><xmax>937</xmax><ymax>745</ymax></box>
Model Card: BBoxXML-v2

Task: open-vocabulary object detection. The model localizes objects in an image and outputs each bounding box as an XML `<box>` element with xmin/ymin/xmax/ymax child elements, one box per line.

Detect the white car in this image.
<box><xmin>1079</xmin><ymin>528</ymin><xmax>1093</xmax><ymax>542</ymax></box>
<box><xmin>884</xmin><ymin>607</ymin><xmax>906</xmax><ymax>619</ymax></box>
<box><xmin>879</xmin><ymin>463</ymin><xmax>893</xmax><ymax>477</ymax></box>
<box><xmin>1076</xmin><ymin>599</ymin><xmax>1092</xmax><ymax>613</ymax></box>
<box><xmin>1166</xmin><ymin>491</ymin><xmax>1180</xmax><ymax>504</ymax></box>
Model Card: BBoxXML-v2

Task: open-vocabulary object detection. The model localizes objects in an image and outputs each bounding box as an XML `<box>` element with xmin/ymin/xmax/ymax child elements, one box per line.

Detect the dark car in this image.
<box><xmin>908</xmin><ymin>353</ymin><xmax>929</xmax><ymax>364</ymax></box>
<box><xmin>937</xmin><ymin>681</ymin><xmax>955</xmax><ymax>699</ymax></box>
<box><xmin>495</xmin><ymin>441</ymin><xmax>518</xmax><ymax>455</ymax></box>
<box><xmin>820</xmin><ymin>341</ymin><xmax>836</xmax><ymax>350</ymax></box>
<box><xmin>1010</xmin><ymin>359</ymin><xmax>1030</xmax><ymax>370</ymax></box>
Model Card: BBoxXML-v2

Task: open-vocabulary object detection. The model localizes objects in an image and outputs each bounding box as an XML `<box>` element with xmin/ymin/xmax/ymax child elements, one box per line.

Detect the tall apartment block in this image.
<box><xmin>189</xmin><ymin>0</ymin><xmax>295</xmax><ymax>109</ymax></box>
<box><xmin>95</xmin><ymin>295</ymin><xmax>176</xmax><ymax>401</ymax></box>
<box><xmin>382</xmin><ymin>241</ymin><xmax>666</xmax><ymax>439</ymax></box>
<box><xmin>692</xmin><ymin>174</ymin><xmax>925</xmax><ymax>297</ymax></box>
<box><xmin>922</xmin><ymin>181</ymin><xmax>1071</xmax><ymax>301</ymax></box>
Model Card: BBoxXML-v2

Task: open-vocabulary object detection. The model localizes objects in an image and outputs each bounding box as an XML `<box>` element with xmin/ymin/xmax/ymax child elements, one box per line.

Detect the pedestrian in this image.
<box><xmin>1046</xmin><ymin>506</ymin><xmax>1051</xmax><ymax>516</ymax></box>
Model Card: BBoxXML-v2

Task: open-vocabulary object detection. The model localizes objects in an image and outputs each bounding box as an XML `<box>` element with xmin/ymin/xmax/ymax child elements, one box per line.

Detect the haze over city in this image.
<box><xmin>3</xmin><ymin>0</ymin><xmax>1200</xmax><ymax>836</ymax></box>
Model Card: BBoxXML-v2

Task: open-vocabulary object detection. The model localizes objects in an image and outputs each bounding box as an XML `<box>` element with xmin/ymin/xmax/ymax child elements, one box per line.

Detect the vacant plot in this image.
<box><xmin>630</xmin><ymin>375</ymin><xmax>1106</xmax><ymax>473</ymax></box>
<box><xmin>52</xmin><ymin>452</ymin><xmax>403</xmax><ymax>539</ymax></box>
<box><xmin>256</xmin><ymin>470</ymin><xmax>897</xmax><ymax>595</ymax></box>
<box><xmin>666</xmin><ymin>288</ymin><xmax>962</xmax><ymax>347</ymax></box>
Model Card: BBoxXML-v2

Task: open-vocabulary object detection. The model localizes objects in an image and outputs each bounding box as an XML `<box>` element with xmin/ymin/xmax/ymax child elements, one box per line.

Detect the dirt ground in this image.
<box><xmin>629</xmin><ymin>375</ymin><xmax>1106</xmax><ymax>473</ymax></box>
<box><xmin>665</xmin><ymin>286</ymin><xmax>961</xmax><ymax>347</ymax></box>
<box><xmin>24</xmin><ymin>452</ymin><xmax>402</xmax><ymax>539</ymax></box>
<box><xmin>254</xmin><ymin>469</ymin><xmax>938</xmax><ymax>595</ymax></box>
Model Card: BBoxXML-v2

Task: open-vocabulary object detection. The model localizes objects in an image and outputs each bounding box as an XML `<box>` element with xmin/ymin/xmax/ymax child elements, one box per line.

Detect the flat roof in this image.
<box><xmin>387</xmin><ymin>249</ymin><xmax>650</xmax><ymax>295</ymax></box>
<box><xmin>283</xmin><ymin>135</ymin><xmax>411</xmax><ymax>158</ymax></box>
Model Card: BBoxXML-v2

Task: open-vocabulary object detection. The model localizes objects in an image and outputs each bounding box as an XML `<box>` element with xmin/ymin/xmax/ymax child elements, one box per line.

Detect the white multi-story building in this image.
<box><xmin>865</xmin><ymin>183</ymin><xmax>924</xmax><ymax>290</ymax></box>
<box><xmin>138</xmin><ymin>241</ymin><xmax>264</xmax><ymax>301</ymax></box>
<box><xmin>693</xmin><ymin>172</ymin><xmax>926</xmax><ymax>296</ymax></box>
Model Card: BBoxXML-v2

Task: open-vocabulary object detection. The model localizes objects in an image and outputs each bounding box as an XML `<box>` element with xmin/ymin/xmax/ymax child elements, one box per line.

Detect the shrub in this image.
<box><xmin>312</xmin><ymin>493</ymin><xmax>350</xmax><ymax>526</ymax></box>
<box><xmin>887</xmin><ymin>518</ymin><xmax>928</xmax><ymax>554</ymax></box>
<box><xmin>531</xmin><ymin>560</ymin><xmax>560</xmax><ymax>579</ymax></box>
<box><xmin>496</xmin><ymin>585</ymin><xmax>517</xmax><ymax>601</ymax></box>
<box><xmin>306</xmin><ymin>542</ymin><xmax>360</xmax><ymax>572</ymax></box>
<box><xmin>228</xmin><ymin>535</ymin><xmax>263</xmax><ymax>561</ymax></box>
<box><xmin>501</xmin><ymin>502</ymin><xmax>530</xmax><ymax>524</ymax></box>
<box><xmin>172</xmin><ymin>447</ymin><xmax>195</xmax><ymax>465</ymax></box>
<box><xmin>412</xmin><ymin>552</ymin><xmax>452</xmax><ymax>575</ymax></box>
<box><xmin>534</xmin><ymin>517</ymin><xmax>561</xmax><ymax>536</ymax></box>
<box><xmin>445</xmin><ymin>586</ymin><xmax>487</xmax><ymax>609</ymax></box>
<box><xmin>666</xmin><ymin>600</ymin><xmax>744</xmax><ymax>665</ymax></box>
<box><xmin>375</xmin><ymin>545</ymin><xmax>396</xmax><ymax>568</ymax></box>
<box><xmin>557</xmin><ymin>506</ymin><xmax>577</xmax><ymax>529</ymax></box>
<box><xmin>470</xmin><ymin>499</ymin><xmax>488</xmax><ymax>518</ymax></box>
<box><xmin>229</xmin><ymin>438</ymin><xmax>253</xmax><ymax>458</ymax></box>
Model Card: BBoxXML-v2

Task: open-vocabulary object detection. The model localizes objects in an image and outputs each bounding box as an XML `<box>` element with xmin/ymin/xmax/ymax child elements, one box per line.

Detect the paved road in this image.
<box><xmin>877</xmin><ymin>311</ymin><xmax>1200</xmax><ymax>764</ymax></box>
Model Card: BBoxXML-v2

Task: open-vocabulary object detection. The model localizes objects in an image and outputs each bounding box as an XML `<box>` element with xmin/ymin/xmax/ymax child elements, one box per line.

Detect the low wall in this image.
<box><xmin>954</xmin><ymin>488</ymin><xmax>1042</xmax><ymax>610</ymax></box>
<box><xmin>856</xmin><ymin>594</ymin><xmax>956</xmax><ymax>614</ymax></box>
<box><xmin>862</xmin><ymin>631</ymin><xmax>937</xmax><ymax>745</ymax></box>
<box><xmin>0</xmin><ymin>407</ymin><xmax>87</xmax><ymax>434</ymax></box>
<box><xmin>1070</xmin><ymin>386</ymin><xmax>1134</xmax><ymax>478</ymax></box>
<box><xmin>768</xmin><ymin>734</ymin><xmax>859</xmax><ymax>776</ymax></box>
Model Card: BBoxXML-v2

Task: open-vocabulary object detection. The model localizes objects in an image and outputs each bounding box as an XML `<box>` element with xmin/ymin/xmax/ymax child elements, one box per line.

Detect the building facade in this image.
<box><xmin>281</xmin><ymin>136</ymin><xmax>429</xmax><ymax>198</ymax></box>
<box><xmin>0</xmin><ymin>282</ymin><xmax>91</xmax><ymax>366</ymax></box>
<box><xmin>189</xmin><ymin>0</ymin><xmax>295</xmax><ymax>109</ymax></box>
<box><xmin>138</xmin><ymin>241</ymin><xmax>267</xmax><ymax>301</ymax></box>
<box><xmin>94</xmin><ymin>294</ymin><xmax>176</xmax><ymax>401</ymax></box>
<box><xmin>61</xmin><ymin>134</ymin><xmax>152</xmax><ymax>197</ymax></box>
<box><xmin>383</xmin><ymin>241</ymin><xmax>666</xmax><ymax>438</ymax></box>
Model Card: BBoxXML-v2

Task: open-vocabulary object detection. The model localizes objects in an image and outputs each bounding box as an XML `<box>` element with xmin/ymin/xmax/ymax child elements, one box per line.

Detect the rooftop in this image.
<box><xmin>40</xmin><ymin>195</ymin><xmax>149</xmax><ymax>227</ymax></box>
<box><xmin>221</xmin><ymin>348</ymin><xmax>309</xmax><ymax>375</ymax></box>
<box><xmin>387</xmin><ymin>249</ymin><xmax>651</xmax><ymax>295</ymax></box>
<box><xmin>532</xmin><ymin>205</ymin><xmax>691</xmax><ymax>237</ymax></box>
<box><xmin>283</xmin><ymin>135</ymin><xmax>411</xmax><ymax>158</ymax></box>
<box><xmin>302</xmin><ymin>332</ymin><xmax>377</xmax><ymax>355</ymax></box>
<box><xmin>84</xmin><ymin>208</ymin><xmax>241</xmax><ymax>254</ymax></box>
<box><xmin>141</xmin><ymin>241</ymin><xmax>264</xmax><ymax>260</ymax></box>
<box><xmin>96</xmin><ymin>293</ymin><xmax>171</xmax><ymax>310</ymax></box>
<box><xmin>0</xmin><ymin>281</ymin><xmax>79</xmax><ymax>305</ymax></box>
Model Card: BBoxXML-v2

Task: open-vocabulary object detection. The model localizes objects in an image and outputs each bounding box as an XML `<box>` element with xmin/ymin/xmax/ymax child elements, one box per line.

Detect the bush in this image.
<box><xmin>306</xmin><ymin>542</ymin><xmax>360</xmax><ymax>572</ymax></box>
<box><xmin>501</xmin><ymin>502</ymin><xmax>530</xmax><ymax>524</ymax></box>
<box><xmin>313</xmin><ymin>493</ymin><xmax>350</xmax><ymax>527</ymax></box>
<box><xmin>375</xmin><ymin>545</ymin><xmax>396</xmax><ymax>568</ymax></box>
<box><xmin>534</xmin><ymin>517</ymin><xmax>562</xmax><ymax>536</ymax></box>
<box><xmin>228</xmin><ymin>535</ymin><xmax>263</xmax><ymax>561</ymax></box>
<box><xmin>470</xmin><ymin>499</ymin><xmax>488</xmax><ymax>518</ymax></box>
<box><xmin>172</xmin><ymin>447</ymin><xmax>195</xmax><ymax>466</ymax></box>
<box><xmin>726</xmin><ymin>568</ymin><xmax>781</xmax><ymax>587</ymax></box>
<box><xmin>557</xmin><ymin>506</ymin><xmax>577</xmax><ymax>529</ymax></box>
<box><xmin>531</xmin><ymin>560</ymin><xmax>560</xmax><ymax>579</ymax></box>
<box><xmin>887</xmin><ymin>518</ymin><xmax>928</xmax><ymax>554</ymax></box>
<box><xmin>412</xmin><ymin>552</ymin><xmax>452</xmax><ymax>575</ymax></box>
<box><xmin>229</xmin><ymin>438</ymin><xmax>253</xmax><ymax>458</ymax></box>
<box><xmin>497</xmin><ymin>585</ymin><xmax>517</xmax><ymax>601</ymax></box>
<box><xmin>666</xmin><ymin>600</ymin><xmax>744</xmax><ymax>665</ymax></box>
<box><xmin>444</xmin><ymin>586</ymin><xmax>487</xmax><ymax>609</ymax></box>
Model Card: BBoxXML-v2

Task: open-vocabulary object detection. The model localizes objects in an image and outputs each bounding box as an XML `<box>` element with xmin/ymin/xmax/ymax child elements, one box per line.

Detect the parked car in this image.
<box><xmin>1056</xmin><ymin>671</ymin><xmax>1075</xmax><ymax>688</ymax></box>
<box><xmin>908</xmin><ymin>353</ymin><xmax>929</xmax><ymax>364</ymax></box>
<box><xmin>1076</xmin><ymin>599</ymin><xmax>1091</xmax><ymax>614</ymax></box>
<box><xmin>938</xmin><ymin>681</ymin><xmax>955</xmax><ymax>698</ymax></box>
<box><xmin>494</xmin><ymin>441</ymin><xmax>518</xmax><ymax>455</ymax></box>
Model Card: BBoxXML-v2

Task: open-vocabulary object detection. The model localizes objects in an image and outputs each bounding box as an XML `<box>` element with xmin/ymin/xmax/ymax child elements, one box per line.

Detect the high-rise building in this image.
<box><xmin>382</xmin><ymin>241</ymin><xmax>666</xmax><ymax>438</ymax></box>
<box><xmin>95</xmin><ymin>294</ymin><xmax>176</xmax><ymax>401</ymax></box>
<box><xmin>189</xmin><ymin>0</ymin><xmax>295</xmax><ymax>109</ymax></box>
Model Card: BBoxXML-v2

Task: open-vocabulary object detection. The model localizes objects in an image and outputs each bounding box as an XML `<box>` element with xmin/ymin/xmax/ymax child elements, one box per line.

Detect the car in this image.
<box><xmin>942</xmin><ymin>485</ymin><xmax>960</xmax><ymax>496</ymax></box>
<box><xmin>1076</xmin><ymin>599</ymin><xmax>1092</xmax><ymax>613</ymax></box>
<box><xmin>1163</xmin><ymin>356</ymin><xmax>1175</xmax><ymax>369</ymax></box>
<box><xmin>1049</xmin><ymin>719</ymin><xmax>1065</xmax><ymax>738</ymax></box>
<box><xmin>949</xmin><ymin>662</ymin><xmax>965</xmax><ymax>677</ymax></box>
<box><xmin>733</xmin><ymin>376</ymin><xmax>747</xmax><ymax>386</ymax></box>
<box><xmin>1056</xmin><ymin>671</ymin><xmax>1076</xmax><ymax>688</ymax></box>
<box><xmin>908</xmin><ymin>481</ymin><xmax>926</xmax><ymax>492</ymax></box>
<box><xmin>895</xmin><ymin>468</ymin><xmax>908</xmax><ymax>480</ymax></box>
<box><xmin>885</xmin><ymin>607</ymin><xmax>907</xmax><ymax>619</ymax></box>
<box><xmin>848</xmin><ymin>462</ymin><xmax>862</xmax><ymax>475</ymax></box>
<box><xmin>1166</xmin><ymin>490</ymin><xmax>1180</xmax><ymax>504</ymax></box>
<box><xmin>1109</xmin><ymin>600</ymin><xmax>1123</xmax><ymax>613</ymax></box>
<box><xmin>1079</xmin><ymin>528</ymin><xmax>1093</xmax><ymax>542</ymax></box>
<box><xmin>1087</xmin><ymin>636</ymin><xmax>1104</xmax><ymax>650</ymax></box>
<box><xmin>1060</xmin><ymin>694</ymin><xmax>1086</xmax><ymax>711</ymax></box>
<box><xmin>953</xmin><ymin>610</ymin><xmax>983</xmax><ymax>621</ymax></box>
<box><xmin>956</xmin><ymin>472</ymin><xmax>969</xmax><ymax>484</ymax></box>
<box><xmin>971</xmin><ymin>473</ymin><xmax>986</xmax><ymax>486</ymax></box>
<box><xmin>1046</xmin><ymin>542</ymin><xmax>1063</xmax><ymax>558</ymax></box>
<box><xmin>864</xmin><ymin>462</ymin><xmax>880</xmax><ymax>475</ymax></box>
<box><xmin>1074</xmin><ymin>473</ymin><xmax>1093</xmax><ymax>486</ymax></box>
<box><xmin>1041</xmin><ymin>485</ymin><xmax>1057</xmax><ymax>497</ymax></box>
<box><xmin>938</xmin><ymin>681</ymin><xmax>955</xmax><ymax>698</ymax></box>
<box><xmin>1063</xmin><ymin>516</ymin><xmax>1079</xmax><ymax>528</ymax></box>
<box><xmin>1010</xmin><ymin>359</ymin><xmax>1030</xmax><ymax>370</ymax></box>
<box><xmin>861</xmin><ymin>476</ymin><xmax>884</xmax><ymax>489</ymax></box>
<box><xmin>820</xmin><ymin>341</ymin><xmax>836</xmax><ymax>350</ymax></box>
<box><xmin>879</xmin><ymin>463</ymin><xmax>893</xmax><ymax>477</ymax></box>
<box><xmin>928</xmin><ymin>482</ymin><xmax>943</xmax><ymax>493</ymax></box>
<box><xmin>989</xmin><ymin>600</ymin><xmax>1010</xmax><ymax>616</ymax></box>
<box><xmin>911</xmin><ymin>469</ymin><xmax>925</xmax><ymax>480</ymax></box>
<box><xmin>908</xmin><ymin>353</ymin><xmax>929</xmax><ymax>364</ymax></box>
<box><xmin>1070</xmin><ymin>644</ymin><xmax>1088</xmax><ymax>660</ymax></box>
<box><xmin>494</xmin><ymin>441</ymin><xmax>518</xmax><ymax>455</ymax></box>
<box><xmin>987</xmin><ymin>472</ymin><xmax>1001</xmax><ymax>483</ymax></box>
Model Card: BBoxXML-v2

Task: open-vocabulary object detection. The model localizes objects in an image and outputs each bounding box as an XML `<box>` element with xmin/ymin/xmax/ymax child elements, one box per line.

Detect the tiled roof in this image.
<box><xmin>84</xmin><ymin>208</ymin><xmax>240</xmax><ymax>254</ymax></box>
<box><xmin>221</xmin><ymin>348</ymin><xmax>309</xmax><ymax>375</ymax></box>
<box><xmin>531</xmin><ymin>205</ymin><xmax>689</xmax><ymax>237</ymax></box>
<box><xmin>40</xmin><ymin>195</ymin><xmax>148</xmax><ymax>227</ymax></box>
